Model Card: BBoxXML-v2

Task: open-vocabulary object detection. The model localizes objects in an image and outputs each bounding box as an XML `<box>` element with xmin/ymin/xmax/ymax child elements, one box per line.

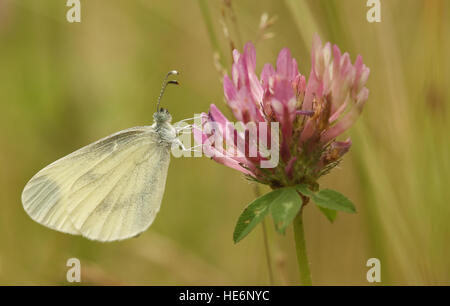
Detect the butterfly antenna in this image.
<box><xmin>157</xmin><ymin>70</ymin><xmax>179</xmax><ymax>111</ymax></box>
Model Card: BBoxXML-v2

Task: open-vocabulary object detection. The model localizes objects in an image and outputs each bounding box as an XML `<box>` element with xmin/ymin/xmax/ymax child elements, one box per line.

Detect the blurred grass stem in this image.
<box><xmin>254</xmin><ymin>184</ymin><xmax>274</xmax><ymax>285</ymax></box>
<box><xmin>198</xmin><ymin>0</ymin><xmax>226</xmax><ymax>72</ymax></box>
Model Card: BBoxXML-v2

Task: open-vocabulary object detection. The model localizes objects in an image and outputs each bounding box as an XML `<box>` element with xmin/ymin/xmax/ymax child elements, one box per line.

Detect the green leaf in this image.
<box><xmin>233</xmin><ymin>190</ymin><xmax>279</xmax><ymax>243</ymax></box>
<box><xmin>296</xmin><ymin>184</ymin><xmax>315</xmax><ymax>198</ymax></box>
<box><xmin>233</xmin><ymin>187</ymin><xmax>304</xmax><ymax>243</ymax></box>
<box><xmin>296</xmin><ymin>185</ymin><xmax>356</xmax><ymax>218</ymax></box>
<box><xmin>318</xmin><ymin>206</ymin><xmax>338</xmax><ymax>223</ymax></box>
<box><xmin>312</xmin><ymin>189</ymin><xmax>356</xmax><ymax>213</ymax></box>
<box><xmin>270</xmin><ymin>187</ymin><xmax>303</xmax><ymax>234</ymax></box>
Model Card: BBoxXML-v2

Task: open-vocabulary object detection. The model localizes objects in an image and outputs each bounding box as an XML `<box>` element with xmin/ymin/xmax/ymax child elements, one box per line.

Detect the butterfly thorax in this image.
<box><xmin>153</xmin><ymin>108</ymin><xmax>176</xmax><ymax>146</ymax></box>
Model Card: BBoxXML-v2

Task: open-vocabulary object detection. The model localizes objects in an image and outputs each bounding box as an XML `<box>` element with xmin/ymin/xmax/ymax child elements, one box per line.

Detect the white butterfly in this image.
<box><xmin>21</xmin><ymin>71</ymin><xmax>192</xmax><ymax>242</ymax></box>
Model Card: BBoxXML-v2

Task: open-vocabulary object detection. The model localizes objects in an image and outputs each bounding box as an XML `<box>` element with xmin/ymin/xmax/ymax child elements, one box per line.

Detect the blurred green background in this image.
<box><xmin>0</xmin><ymin>0</ymin><xmax>449</xmax><ymax>285</ymax></box>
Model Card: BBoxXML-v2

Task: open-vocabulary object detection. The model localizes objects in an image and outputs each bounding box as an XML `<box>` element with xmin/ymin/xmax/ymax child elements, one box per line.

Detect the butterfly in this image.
<box><xmin>21</xmin><ymin>71</ymin><xmax>195</xmax><ymax>242</ymax></box>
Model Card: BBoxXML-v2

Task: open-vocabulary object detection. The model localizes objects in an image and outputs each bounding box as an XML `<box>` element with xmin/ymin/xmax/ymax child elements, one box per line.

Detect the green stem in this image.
<box><xmin>293</xmin><ymin>210</ymin><xmax>312</xmax><ymax>286</ymax></box>
<box><xmin>254</xmin><ymin>184</ymin><xmax>275</xmax><ymax>285</ymax></box>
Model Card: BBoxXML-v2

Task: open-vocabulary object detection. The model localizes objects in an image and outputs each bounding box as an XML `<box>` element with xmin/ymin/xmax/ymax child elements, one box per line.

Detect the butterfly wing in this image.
<box><xmin>21</xmin><ymin>126</ymin><xmax>171</xmax><ymax>242</ymax></box>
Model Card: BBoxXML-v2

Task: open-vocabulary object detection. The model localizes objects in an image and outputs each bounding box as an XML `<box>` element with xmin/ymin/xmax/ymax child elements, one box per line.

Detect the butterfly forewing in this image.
<box><xmin>21</xmin><ymin>126</ymin><xmax>171</xmax><ymax>242</ymax></box>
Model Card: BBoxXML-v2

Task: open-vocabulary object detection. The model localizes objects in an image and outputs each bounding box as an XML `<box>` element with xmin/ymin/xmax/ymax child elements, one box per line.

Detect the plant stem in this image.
<box><xmin>254</xmin><ymin>184</ymin><xmax>274</xmax><ymax>285</ymax></box>
<box><xmin>261</xmin><ymin>219</ymin><xmax>274</xmax><ymax>285</ymax></box>
<box><xmin>293</xmin><ymin>210</ymin><xmax>312</xmax><ymax>286</ymax></box>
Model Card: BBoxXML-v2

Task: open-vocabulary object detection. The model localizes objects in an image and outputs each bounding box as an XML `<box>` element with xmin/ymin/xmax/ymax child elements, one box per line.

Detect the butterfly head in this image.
<box><xmin>153</xmin><ymin>108</ymin><xmax>172</xmax><ymax>124</ymax></box>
